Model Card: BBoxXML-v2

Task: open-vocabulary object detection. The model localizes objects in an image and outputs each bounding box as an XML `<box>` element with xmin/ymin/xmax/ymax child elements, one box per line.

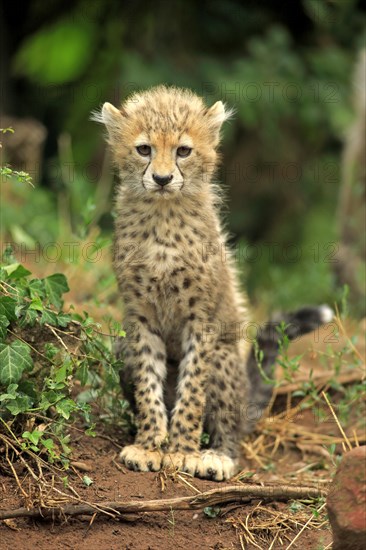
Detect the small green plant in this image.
<box><xmin>289</xmin><ymin>500</ymin><xmax>304</xmax><ymax>513</ymax></box>
<box><xmin>0</xmin><ymin>127</ymin><xmax>34</xmax><ymax>188</ymax></box>
<box><xmin>275</xmin><ymin>322</ymin><xmax>302</xmax><ymax>383</ymax></box>
<box><xmin>324</xmin><ymin>443</ymin><xmax>342</xmax><ymax>469</ymax></box>
<box><xmin>203</xmin><ymin>506</ymin><xmax>221</xmax><ymax>518</ymax></box>
<box><xmin>0</xmin><ymin>247</ymin><xmax>129</xmax><ymax>466</ymax></box>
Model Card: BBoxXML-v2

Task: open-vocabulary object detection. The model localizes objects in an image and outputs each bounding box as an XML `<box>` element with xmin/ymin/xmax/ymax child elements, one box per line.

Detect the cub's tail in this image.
<box><xmin>246</xmin><ymin>305</ymin><xmax>333</xmax><ymax>430</ymax></box>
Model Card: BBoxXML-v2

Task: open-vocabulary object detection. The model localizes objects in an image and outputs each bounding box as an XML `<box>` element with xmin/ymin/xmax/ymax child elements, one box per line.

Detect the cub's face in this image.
<box><xmin>93</xmin><ymin>86</ymin><xmax>232</xmax><ymax>199</ymax></box>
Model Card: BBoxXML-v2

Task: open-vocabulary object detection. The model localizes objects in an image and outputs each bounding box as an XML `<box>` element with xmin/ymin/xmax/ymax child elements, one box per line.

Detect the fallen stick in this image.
<box><xmin>0</xmin><ymin>483</ymin><xmax>326</xmax><ymax>521</ymax></box>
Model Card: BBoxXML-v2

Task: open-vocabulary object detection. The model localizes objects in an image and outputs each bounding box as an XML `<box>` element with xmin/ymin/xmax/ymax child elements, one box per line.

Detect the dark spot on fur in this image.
<box><xmin>183</xmin><ymin>278</ymin><xmax>191</xmax><ymax>288</ymax></box>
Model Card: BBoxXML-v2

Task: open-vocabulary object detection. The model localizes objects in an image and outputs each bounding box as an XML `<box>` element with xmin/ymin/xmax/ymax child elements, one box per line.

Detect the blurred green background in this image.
<box><xmin>1</xmin><ymin>0</ymin><xmax>365</xmax><ymax>316</ymax></box>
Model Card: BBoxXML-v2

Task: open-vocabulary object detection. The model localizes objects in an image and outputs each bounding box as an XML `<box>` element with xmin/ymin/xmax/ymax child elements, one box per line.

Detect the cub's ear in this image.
<box><xmin>90</xmin><ymin>102</ymin><xmax>126</xmax><ymax>137</ymax></box>
<box><xmin>204</xmin><ymin>101</ymin><xmax>235</xmax><ymax>143</ymax></box>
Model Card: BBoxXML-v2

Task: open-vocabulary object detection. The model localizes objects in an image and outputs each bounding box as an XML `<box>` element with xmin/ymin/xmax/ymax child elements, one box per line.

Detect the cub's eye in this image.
<box><xmin>177</xmin><ymin>146</ymin><xmax>192</xmax><ymax>158</ymax></box>
<box><xmin>136</xmin><ymin>145</ymin><xmax>151</xmax><ymax>156</ymax></box>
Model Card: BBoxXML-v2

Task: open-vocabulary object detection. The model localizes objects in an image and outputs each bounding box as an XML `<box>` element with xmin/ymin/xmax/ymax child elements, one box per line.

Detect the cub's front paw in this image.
<box><xmin>119</xmin><ymin>444</ymin><xmax>163</xmax><ymax>472</ymax></box>
<box><xmin>163</xmin><ymin>450</ymin><xmax>237</xmax><ymax>481</ymax></box>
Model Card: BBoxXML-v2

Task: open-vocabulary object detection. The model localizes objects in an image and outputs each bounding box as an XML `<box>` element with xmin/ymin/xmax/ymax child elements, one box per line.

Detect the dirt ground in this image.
<box><xmin>0</xmin><ymin>433</ymin><xmax>332</xmax><ymax>550</ymax></box>
<box><xmin>0</xmin><ymin>325</ymin><xmax>364</xmax><ymax>550</ymax></box>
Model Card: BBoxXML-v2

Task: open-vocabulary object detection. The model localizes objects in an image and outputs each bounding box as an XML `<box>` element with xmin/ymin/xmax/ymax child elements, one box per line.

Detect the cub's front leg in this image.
<box><xmin>119</xmin><ymin>314</ymin><xmax>168</xmax><ymax>471</ymax></box>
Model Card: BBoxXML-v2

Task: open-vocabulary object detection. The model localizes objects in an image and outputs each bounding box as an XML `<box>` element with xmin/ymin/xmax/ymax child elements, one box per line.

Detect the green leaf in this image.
<box><xmin>0</xmin><ymin>383</ymin><xmax>18</xmax><ymax>401</ymax></box>
<box><xmin>3</xmin><ymin>263</ymin><xmax>31</xmax><ymax>279</ymax></box>
<box><xmin>56</xmin><ymin>313</ymin><xmax>72</xmax><ymax>327</ymax></box>
<box><xmin>6</xmin><ymin>395</ymin><xmax>32</xmax><ymax>415</ymax></box>
<box><xmin>203</xmin><ymin>506</ymin><xmax>221</xmax><ymax>518</ymax></box>
<box><xmin>54</xmin><ymin>364</ymin><xmax>67</xmax><ymax>384</ymax></box>
<box><xmin>28</xmin><ymin>279</ymin><xmax>46</xmax><ymax>300</ymax></box>
<box><xmin>0</xmin><ymin>314</ymin><xmax>10</xmax><ymax>340</ymax></box>
<box><xmin>39</xmin><ymin>389</ymin><xmax>60</xmax><ymax>410</ymax></box>
<box><xmin>77</xmin><ymin>359</ymin><xmax>89</xmax><ymax>386</ymax></box>
<box><xmin>28</xmin><ymin>297</ymin><xmax>44</xmax><ymax>311</ymax></box>
<box><xmin>21</xmin><ymin>307</ymin><xmax>38</xmax><ymax>327</ymax></box>
<box><xmin>59</xmin><ymin>434</ymin><xmax>71</xmax><ymax>456</ymax></box>
<box><xmin>18</xmin><ymin>379</ymin><xmax>37</xmax><ymax>400</ymax></box>
<box><xmin>82</xmin><ymin>475</ymin><xmax>93</xmax><ymax>487</ymax></box>
<box><xmin>44</xmin><ymin>343</ymin><xmax>59</xmax><ymax>360</ymax></box>
<box><xmin>40</xmin><ymin>309</ymin><xmax>58</xmax><ymax>325</ymax></box>
<box><xmin>0</xmin><ymin>296</ymin><xmax>17</xmax><ymax>321</ymax></box>
<box><xmin>23</xmin><ymin>430</ymin><xmax>43</xmax><ymax>446</ymax></box>
<box><xmin>85</xmin><ymin>425</ymin><xmax>96</xmax><ymax>437</ymax></box>
<box><xmin>44</xmin><ymin>274</ymin><xmax>69</xmax><ymax>309</ymax></box>
<box><xmin>55</xmin><ymin>398</ymin><xmax>76</xmax><ymax>419</ymax></box>
<box><xmin>41</xmin><ymin>438</ymin><xmax>54</xmax><ymax>450</ymax></box>
<box><xmin>0</xmin><ymin>340</ymin><xmax>33</xmax><ymax>385</ymax></box>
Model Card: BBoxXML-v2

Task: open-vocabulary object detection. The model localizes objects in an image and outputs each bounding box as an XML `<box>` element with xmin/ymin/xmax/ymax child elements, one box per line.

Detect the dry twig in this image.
<box><xmin>0</xmin><ymin>483</ymin><xmax>326</xmax><ymax>521</ymax></box>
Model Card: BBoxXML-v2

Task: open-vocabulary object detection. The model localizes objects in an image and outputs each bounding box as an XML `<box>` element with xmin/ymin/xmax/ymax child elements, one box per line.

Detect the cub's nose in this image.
<box><xmin>152</xmin><ymin>174</ymin><xmax>173</xmax><ymax>187</ymax></box>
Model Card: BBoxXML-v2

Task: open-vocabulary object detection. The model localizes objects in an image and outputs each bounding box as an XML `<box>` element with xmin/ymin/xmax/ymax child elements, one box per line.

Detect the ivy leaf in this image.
<box><xmin>3</xmin><ymin>263</ymin><xmax>31</xmax><ymax>279</ymax></box>
<box><xmin>41</xmin><ymin>438</ymin><xmax>55</xmax><ymax>450</ymax></box>
<box><xmin>44</xmin><ymin>343</ymin><xmax>59</xmax><ymax>360</ymax></box>
<box><xmin>0</xmin><ymin>383</ymin><xmax>18</xmax><ymax>401</ymax></box>
<box><xmin>23</xmin><ymin>430</ymin><xmax>43</xmax><ymax>446</ymax></box>
<box><xmin>40</xmin><ymin>309</ymin><xmax>58</xmax><ymax>325</ymax></box>
<box><xmin>28</xmin><ymin>278</ymin><xmax>46</xmax><ymax>300</ymax></box>
<box><xmin>55</xmin><ymin>398</ymin><xmax>76</xmax><ymax>419</ymax></box>
<box><xmin>0</xmin><ymin>314</ymin><xmax>10</xmax><ymax>340</ymax></box>
<box><xmin>0</xmin><ymin>296</ymin><xmax>17</xmax><ymax>321</ymax></box>
<box><xmin>77</xmin><ymin>359</ymin><xmax>89</xmax><ymax>386</ymax></box>
<box><xmin>20</xmin><ymin>307</ymin><xmax>38</xmax><ymax>327</ymax></box>
<box><xmin>18</xmin><ymin>379</ymin><xmax>37</xmax><ymax>400</ymax></box>
<box><xmin>56</xmin><ymin>313</ymin><xmax>72</xmax><ymax>327</ymax></box>
<box><xmin>44</xmin><ymin>274</ymin><xmax>69</xmax><ymax>309</ymax></box>
<box><xmin>0</xmin><ymin>340</ymin><xmax>34</xmax><ymax>385</ymax></box>
<box><xmin>28</xmin><ymin>297</ymin><xmax>44</xmax><ymax>311</ymax></box>
<box><xmin>54</xmin><ymin>364</ymin><xmax>67</xmax><ymax>384</ymax></box>
<box><xmin>6</xmin><ymin>395</ymin><xmax>33</xmax><ymax>415</ymax></box>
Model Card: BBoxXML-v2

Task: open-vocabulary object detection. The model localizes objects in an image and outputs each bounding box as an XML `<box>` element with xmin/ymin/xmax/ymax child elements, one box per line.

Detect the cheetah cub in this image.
<box><xmin>94</xmin><ymin>86</ymin><xmax>254</xmax><ymax>481</ymax></box>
